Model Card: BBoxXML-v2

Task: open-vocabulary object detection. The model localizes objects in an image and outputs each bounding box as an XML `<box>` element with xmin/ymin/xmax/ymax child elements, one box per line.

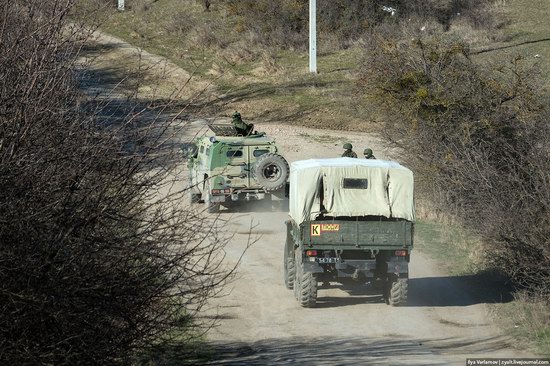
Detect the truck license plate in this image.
<box><xmin>318</xmin><ymin>257</ymin><xmax>338</xmax><ymax>263</ymax></box>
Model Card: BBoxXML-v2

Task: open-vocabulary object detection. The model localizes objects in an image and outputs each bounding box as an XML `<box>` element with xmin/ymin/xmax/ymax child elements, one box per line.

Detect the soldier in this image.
<box><xmin>231</xmin><ymin>111</ymin><xmax>254</xmax><ymax>136</ymax></box>
<box><xmin>342</xmin><ymin>143</ymin><xmax>357</xmax><ymax>158</ymax></box>
<box><xmin>363</xmin><ymin>148</ymin><xmax>376</xmax><ymax>159</ymax></box>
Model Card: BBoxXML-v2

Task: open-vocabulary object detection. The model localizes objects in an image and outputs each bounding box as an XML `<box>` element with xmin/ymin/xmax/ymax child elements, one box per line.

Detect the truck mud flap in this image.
<box><xmin>386</xmin><ymin>261</ymin><xmax>409</xmax><ymax>274</ymax></box>
<box><xmin>303</xmin><ymin>261</ymin><xmax>324</xmax><ymax>273</ymax></box>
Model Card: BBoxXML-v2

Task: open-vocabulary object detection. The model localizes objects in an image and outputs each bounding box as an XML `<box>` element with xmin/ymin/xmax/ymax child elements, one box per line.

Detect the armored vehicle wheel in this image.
<box><xmin>208</xmin><ymin>202</ymin><xmax>219</xmax><ymax>213</ymax></box>
<box><xmin>294</xmin><ymin>250</ymin><xmax>317</xmax><ymax>307</ymax></box>
<box><xmin>188</xmin><ymin>190</ymin><xmax>201</xmax><ymax>204</ymax></box>
<box><xmin>386</xmin><ymin>276</ymin><xmax>408</xmax><ymax>306</ymax></box>
<box><xmin>254</xmin><ymin>153</ymin><xmax>289</xmax><ymax>191</ymax></box>
<box><xmin>204</xmin><ymin>181</ymin><xmax>219</xmax><ymax>213</ymax></box>
<box><xmin>284</xmin><ymin>243</ymin><xmax>295</xmax><ymax>290</ymax></box>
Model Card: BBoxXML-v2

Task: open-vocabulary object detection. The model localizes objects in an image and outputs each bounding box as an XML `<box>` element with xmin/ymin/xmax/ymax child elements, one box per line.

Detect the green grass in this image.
<box><xmin>95</xmin><ymin>0</ymin><xmax>550</xmax><ymax>125</ymax></box>
<box><xmin>414</xmin><ymin>219</ymin><xmax>483</xmax><ymax>275</ymax></box>
<box><xmin>96</xmin><ymin>0</ymin><xmax>373</xmax><ymax>128</ymax></box>
<box><xmin>472</xmin><ymin>0</ymin><xmax>550</xmax><ymax>90</ymax></box>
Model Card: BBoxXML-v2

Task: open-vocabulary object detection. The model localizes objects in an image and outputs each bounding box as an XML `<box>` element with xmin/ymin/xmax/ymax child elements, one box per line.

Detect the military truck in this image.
<box><xmin>181</xmin><ymin>123</ymin><xmax>289</xmax><ymax>212</ymax></box>
<box><xmin>284</xmin><ymin>158</ymin><xmax>415</xmax><ymax>307</ymax></box>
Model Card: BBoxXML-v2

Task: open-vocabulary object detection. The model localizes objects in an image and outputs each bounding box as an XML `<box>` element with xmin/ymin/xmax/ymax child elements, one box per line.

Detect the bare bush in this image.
<box><xmin>222</xmin><ymin>0</ymin><xmax>500</xmax><ymax>51</ymax></box>
<box><xmin>358</xmin><ymin>22</ymin><xmax>550</xmax><ymax>298</ymax></box>
<box><xmin>0</xmin><ymin>1</ymin><xmax>238</xmax><ymax>364</ymax></box>
<box><xmin>189</xmin><ymin>21</ymin><xmax>228</xmax><ymax>49</ymax></box>
<box><xmin>196</xmin><ymin>0</ymin><xmax>211</xmax><ymax>12</ymax></box>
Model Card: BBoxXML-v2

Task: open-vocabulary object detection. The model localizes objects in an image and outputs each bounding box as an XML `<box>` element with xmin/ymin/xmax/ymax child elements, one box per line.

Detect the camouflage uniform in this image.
<box><xmin>231</xmin><ymin>111</ymin><xmax>254</xmax><ymax>136</ymax></box>
<box><xmin>342</xmin><ymin>150</ymin><xmax>357</xmax><ymax>158</ymax></box>
<box><xmin>342</xmin><ymin>143</ymin><xmax>357</xmax><ymax>158</ymax></box>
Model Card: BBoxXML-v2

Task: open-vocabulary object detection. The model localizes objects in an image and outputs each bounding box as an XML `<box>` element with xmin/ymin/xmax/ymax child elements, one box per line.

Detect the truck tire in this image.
<box><xmin>204</xmin><ymin>181</ymin><xmax>219</xmax><ymax>213</ymax></box>
<box><xmin>294</xmin><ymin>250</ymin><xmax>317</xmax><ymax>307</ymax></box>
<box><xmin>254</xmin><ymin>153</ymin><xmax>289</xmax><ymax>191</ymax></box>
<box><xmin>388</xmin><ymin>277</ymin><xmax>408</xmax><ymax>306</ymax></box>
<box><xmin>284</xmin><ymin>239</ymin><xmax>296</xmax><ymax>290</ymax></box>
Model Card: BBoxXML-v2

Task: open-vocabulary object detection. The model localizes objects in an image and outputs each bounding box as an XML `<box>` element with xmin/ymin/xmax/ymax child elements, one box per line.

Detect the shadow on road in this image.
<box><xmin>144</xmin><ymin>335</ymin><xmax>515</xmax><ymax>365</ymax></box>
<box><xmin>408</xmin><ymin>273</ymin><xmax>514</xmax><ymax>307</ymax></box>
<box><xmin>308</xmin><ymin>273</ymin><xmax>514</xmax><ymax>309</ymax></box>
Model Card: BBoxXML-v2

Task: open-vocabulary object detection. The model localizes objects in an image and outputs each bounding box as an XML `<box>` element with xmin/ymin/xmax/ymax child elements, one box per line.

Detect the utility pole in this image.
<box><xmin>118</xmin><ymin>0</ymin><xmax>124</xmax><ymax>11</ymax></box>
<box><xmin>309</xmin><ymin>0</ymin><xmax>317</xmax><ymax>73</ymax></box>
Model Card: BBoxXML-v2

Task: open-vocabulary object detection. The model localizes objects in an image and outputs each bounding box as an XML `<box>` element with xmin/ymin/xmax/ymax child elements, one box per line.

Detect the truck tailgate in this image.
<box><xmin>303</xmin><ymin>220</ymin><xmax>413</xmax><ymax>249</ymax></box>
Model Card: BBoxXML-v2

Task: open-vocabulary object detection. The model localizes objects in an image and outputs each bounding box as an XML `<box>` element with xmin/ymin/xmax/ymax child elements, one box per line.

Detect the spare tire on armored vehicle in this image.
<box><xmin>253</xmin><ymin>153</ymin><xmax>289</xmax><ymax>191</ymax></box>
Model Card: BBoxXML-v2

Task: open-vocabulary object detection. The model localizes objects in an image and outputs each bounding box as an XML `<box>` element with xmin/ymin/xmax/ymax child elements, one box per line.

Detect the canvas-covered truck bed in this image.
<box><xmin>284</xmin><ymin>158</ymin><xmax>415</xmax><ymax>307</ymax></box>
<box><xmin>289</xmin><ymin>158</ymin><xmax>415</xmax><ymax>224</ymax></box>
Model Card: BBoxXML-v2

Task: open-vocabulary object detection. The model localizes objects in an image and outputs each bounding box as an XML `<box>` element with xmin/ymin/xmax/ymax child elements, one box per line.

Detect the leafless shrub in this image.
<box><xmin>0</xmin><ymin>1</ymin><xmax>240</xmax><ymax>364</ymax></box>
<box><xmin>222</xmin><ymin>0</ymin><xmax>501</xmax><ymax>51</ymax></box>
<box><xmin>358</xmin><ymin>22</ymin><xmax>550</xmax><ymax>299</ymax></box>
<box><xmin>196</xmin><ymin>0</ymin><xmax>211</xmax><ymax>12</ymax></box>
<box><xmin>190</xmin><ymin>21</ymin><xmax>227</xmax><ymax>49</ymax></box>
<box><xmin>128</xmin><ymin>0</ymin><xmax>154</xmax><ymax>13</ymax></box>
<box><xmin>219</xmin><ymin>42</ymin><xmax>260</xmax><ymax>65</ymax></box>
<box><xmin>164</xmin><ymin>9</ymin><xmax>199</xmax><ymax>36</ymax></box>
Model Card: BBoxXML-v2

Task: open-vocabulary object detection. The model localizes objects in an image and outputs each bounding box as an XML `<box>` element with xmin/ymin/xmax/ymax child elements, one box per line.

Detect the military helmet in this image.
<box><xmin>343</xmin><ymin>143</ymin><xmax>352</xmax><ymax>150</ymax></box>
<box><xmin>364</xmin><ymin>148</ymin><xmax>373</xmax><ymax>156</ymax></box>
<box><xmin>232</xmin><ymin>111</ymin><xmax>241</xmax><ymax>118</ymax></box>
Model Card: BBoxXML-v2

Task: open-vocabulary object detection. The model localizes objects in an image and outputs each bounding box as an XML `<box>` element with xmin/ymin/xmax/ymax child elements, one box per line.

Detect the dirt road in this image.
<box><xmin>176</xmin><ymin>120</ymin><xmax>527</xmax><ymax>365</ymax></box>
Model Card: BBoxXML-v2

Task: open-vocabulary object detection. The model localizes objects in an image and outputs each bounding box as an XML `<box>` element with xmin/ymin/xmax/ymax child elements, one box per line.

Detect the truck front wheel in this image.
<box><xmin>294</xmin><ymin>250</ymin><xmax>317</xmax><ymax>307</ymax></box>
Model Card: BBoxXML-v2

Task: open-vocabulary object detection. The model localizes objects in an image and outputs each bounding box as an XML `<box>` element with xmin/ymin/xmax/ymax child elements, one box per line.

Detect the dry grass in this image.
<box><xmin>492</xmin><ymin>292</ymin><xmax>550</xmax><ymax>357</ymax></box>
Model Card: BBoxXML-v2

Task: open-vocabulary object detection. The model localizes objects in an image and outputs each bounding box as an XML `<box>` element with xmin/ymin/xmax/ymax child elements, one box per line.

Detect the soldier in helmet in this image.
<box><xmin>363</xmin><ymin>148</ymin><xmax>376</xmax><ymax>159</ymax></box>
<box><xmin>231</xmin><ymin>111</ymin><xmax>254</xmax><ymax>136</ymax></box>
<box><xmin>342</xmin><ymin>143</ymin><xmax>357</xmax><ymax>158</ymax></box>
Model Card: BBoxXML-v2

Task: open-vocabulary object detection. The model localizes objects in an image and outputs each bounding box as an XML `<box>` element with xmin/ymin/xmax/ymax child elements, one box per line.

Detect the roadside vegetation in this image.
<box><xmin>0</xmin><ymin>1</ymin><xmax>240</xmax><ymax>364</ymax></box>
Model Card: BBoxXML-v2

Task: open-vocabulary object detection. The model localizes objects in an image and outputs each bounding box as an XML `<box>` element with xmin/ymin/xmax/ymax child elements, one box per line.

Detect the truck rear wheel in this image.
<box><xmin>387</xmin><ymin>277</ymin><xmax>408</xmax><ymax>306</ymax></box>
<box><xmin>294</xmin><ymin>250</ymin><xmax>317</xmax><ymax>307</ymax></box>
<box><xmin>284</xmin><ymin>241</ymin><xmax>295</xmax><ymax>290</ymax></box>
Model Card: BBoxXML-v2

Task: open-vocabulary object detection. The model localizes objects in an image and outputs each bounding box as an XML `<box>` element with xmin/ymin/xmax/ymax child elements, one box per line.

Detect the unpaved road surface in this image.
<box><xmin>179</xmin><ymin>121</ymin><xmax>528</xmax><ymax>365</ymax></box>
<box><xmin>82</xmin><ymin>33</ymin><xmax>530</xmax><ymax>365</ymax></box>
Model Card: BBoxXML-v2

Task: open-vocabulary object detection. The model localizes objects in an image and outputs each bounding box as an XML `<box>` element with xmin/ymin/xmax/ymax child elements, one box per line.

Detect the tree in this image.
<box><xmin>0</xmin><ymin>1</ymin><xmax>241</xmax><ymax>364</ymax></box>
<box><xmin>358</xmin><ymin>22</ymin><xmax>550</xmax><ymax>298</ymax></box>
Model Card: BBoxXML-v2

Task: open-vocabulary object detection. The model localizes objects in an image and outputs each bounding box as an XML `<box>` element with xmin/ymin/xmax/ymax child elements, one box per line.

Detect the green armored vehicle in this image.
<box><xmin>284</xmin><ymin>158</ymin><xmax>415</xmax><ymax>307</ymax></box>
<box><xmin>182</xmin><ymin>123</ymin><xmax>289</xmax><ymax>212</ymax></box>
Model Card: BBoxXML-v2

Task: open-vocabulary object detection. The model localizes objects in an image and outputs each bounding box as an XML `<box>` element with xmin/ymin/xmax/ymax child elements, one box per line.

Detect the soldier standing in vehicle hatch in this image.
<box><xmin>231</xmin><ymin>111</ymin><xmax>254</xmax><ymax>136</ymax></box>
<box><xmin>342</xmin><ymin>143</ymin><xmax>357</xmax><ymax>158</ymax></box>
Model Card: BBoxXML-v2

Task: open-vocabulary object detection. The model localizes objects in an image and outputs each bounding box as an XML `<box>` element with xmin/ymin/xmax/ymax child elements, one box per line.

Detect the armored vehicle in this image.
<box><xmin>284</xmin><ymin>158</ymin><xmax>415</xmax><ymax>307</ymax></box>
<box><xmin>181</xmin><ymin>123</ymin><xmax>289</xmax><ymax>212</ymax></box>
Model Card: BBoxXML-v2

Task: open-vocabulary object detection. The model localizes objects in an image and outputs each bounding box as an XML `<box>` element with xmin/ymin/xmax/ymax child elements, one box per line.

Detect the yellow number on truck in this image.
<box><xmin>310</xmin><ymin>223</ymin><xmax>340</xmax><ymax>236</ymax></box>
<box><xmin>321</xmin><ymin>224</ymin><xmax>340</xmax><ymax>232</ymax></box>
